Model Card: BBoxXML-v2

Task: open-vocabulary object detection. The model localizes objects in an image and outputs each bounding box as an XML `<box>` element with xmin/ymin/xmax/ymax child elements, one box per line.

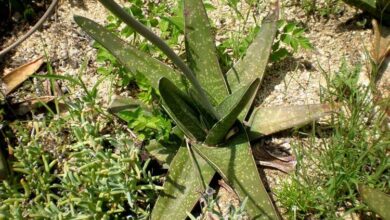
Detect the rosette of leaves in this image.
<box><xmin>74</xmin><ymin>0</ymin><xmax>334</xmax><ymax>219</ymax></box>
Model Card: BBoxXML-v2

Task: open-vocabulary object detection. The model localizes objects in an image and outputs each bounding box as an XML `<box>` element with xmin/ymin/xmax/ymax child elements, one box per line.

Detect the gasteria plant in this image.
<box><xmin>74</xmin><ymin>0</ymin><xmax>334</xmax><ymax>219</ymax></box>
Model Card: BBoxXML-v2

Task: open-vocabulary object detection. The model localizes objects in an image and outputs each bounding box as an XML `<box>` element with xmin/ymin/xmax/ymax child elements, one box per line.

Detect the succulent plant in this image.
<box><xmin>74</xmin><ymin>0</ymin><xmax>334</xmax><ymax>219</ymax></box>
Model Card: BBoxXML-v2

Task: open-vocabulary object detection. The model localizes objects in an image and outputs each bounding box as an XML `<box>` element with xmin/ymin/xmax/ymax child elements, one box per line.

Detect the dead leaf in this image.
<box><xmin>371</xmin><ymin>19</ymin><xmax>390</xmax><ymax>66</ymax></box>
<box><xmin>11</xmin><ymin>96</ymin><xmax>55</xmax><ymax>116</ymax></box>
<box><xmin>42</xmin><ymin>78</ymin><xmax>63</xmax><ymax>96</ymax></box>
<box><xmin>371</xmin><ymin>20</ymin><xmax>390</xmax><ymax>127</ymax></box>
<box><xmin>253</xmin><ymin>146</ymin><xmax>297</xmax><ymax>173</ymax></box>
<box><xmin>1</xmin><ymin>56</ymin><xmax>44</xmax><ymax>95</ymax></box>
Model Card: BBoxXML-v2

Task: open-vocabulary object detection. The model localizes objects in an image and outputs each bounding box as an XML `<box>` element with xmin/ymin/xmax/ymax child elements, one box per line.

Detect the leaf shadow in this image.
<box><xmin>160</xmin><ymin>175</ymin><xmax>186</xmax><ymax>199</ymax></box>
<box><xmin>255</xmin><ymin>56</ymin><xmax>315</xmax><ymax>107</ymax></box>
<box><xmin>68</xmin><ymin>0</ymin><xmax>88</xmax><ymax>9</ymax></box>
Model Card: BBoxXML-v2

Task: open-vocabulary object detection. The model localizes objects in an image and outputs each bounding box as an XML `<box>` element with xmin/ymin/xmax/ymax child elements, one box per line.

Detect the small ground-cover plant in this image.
<box><xmin>0</xmin><ymin>0</ymin><xmax>38</xmax><ymax>21</ymax></box>
<box><xmin>0</xmin><ymin>74</ymin><xmax>162</xmax><ymax>219</ymax></box>
<box><xmin>276</xmin><ymin>62</ymin><xmax>390</xmax><ymax>219</ymax></box>
<box><xmin>295</xmin><ymin>0</ymin><xmax>345</xmax><ymax>18</ymax></box>
<box><xmin>74</xmin><ymin>0</ymin><xmax>334</xmax><ymax>219</ymax></box>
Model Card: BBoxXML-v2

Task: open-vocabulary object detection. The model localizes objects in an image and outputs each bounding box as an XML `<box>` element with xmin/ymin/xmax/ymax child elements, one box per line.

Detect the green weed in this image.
<box><xmin>276</xmin><ymin>62</ymin><xmax>390</xmax><ymax>219</ymax></box>
<box><xmin>296</xmin><ymin>0</ymin><xmax>345</xmax><ymax>18</ymax></box>
<box><xmin>271</xmin><ymin>20</ymin><xmax>313</xmax><ymax>62</ymax></box>
<box><xmin>298</xmin><ymin>0</ymin><xmax>345</xmax><ymax>18</ymax></box>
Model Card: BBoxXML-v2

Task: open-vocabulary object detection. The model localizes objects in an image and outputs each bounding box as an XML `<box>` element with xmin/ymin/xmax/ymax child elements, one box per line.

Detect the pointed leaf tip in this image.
<box><xmin>74</xmin><ymin>15</ymin><xmax>186</xmax><ymax>91</ymax></box>
<box><xmin>205</xmin><ymin>79</ymin><xmax>260</xmax><ymax>145</ymax></box>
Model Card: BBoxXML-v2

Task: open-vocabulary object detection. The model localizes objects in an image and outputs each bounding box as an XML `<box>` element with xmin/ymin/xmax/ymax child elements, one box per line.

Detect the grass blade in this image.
<box><xmin>151</xmin><ymin>147</ymin><xmax>215</xmax><ymax>220</ymax></box>
<box><xmin>193</xmin><ymin>125</ymin><xmax>279</xmax><ymax>219</ymax></box>
<box><xmin>204</xmin><ymin>79</ymin><xmax>260</xmax><ymax>145</ymax></box>
<box><xmin>184</xmin><ymin>0</ymin><xmax>228</xmax><ymax>104</ymax></box>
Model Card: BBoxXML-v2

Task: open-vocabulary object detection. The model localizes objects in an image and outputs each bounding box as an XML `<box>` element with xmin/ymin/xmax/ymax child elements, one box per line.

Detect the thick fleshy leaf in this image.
<box><xmin>95</xmin><ymin>0</ymin><xmax>218</xmax><ymax>119</ymax></box>
<box><xmin>359</xmin><ymin>185</ymin><xmax>390</xmax><ymax>219</ymax></box>
<box><xmin>184</xmin><ymin>0</ymin><xmax>228</xmax><ymax>104</ymax></box>
<box><xmin>74</xmin><ymin>16</ymin><xmax>186</xmax><ymax>90</ymax></box>
<box><xmin>108</xmin><ymin>95</ymin><xmax>151</xmax><ymax>116</ymax></box>
<box><xmin>248</xmin><ymin>104</ymin><xmax>336</xmax><ymax>140</ymax></box>
<box><xmin>225</xmin><ymin>5</ymin><xmax>279</xmax><ymax>120</ymax></box>
<box><xmin>159</xmin><ymin>77</ymin><xmax>206</xmax><ymax>141</ymax></box>
<box><xmin>193</xmin><ymin>125</ymin><xmax>279</xmax><ymax>219</ymax></box>
<box><xmin>225</xmin><ymin>5</ymin><xmax>278</xmax><ymax>92</ymax></box>
<box><xmin>188</xmin><ymin>88</ymin><xmax>218</xmax><ymax>130</ymax></box>
<box><xmin>145</xmin><ymin>140</ymin><xmax>180</xmax><ymax>166</ymax></box>
<box><xmin>205</xmin><ymin>79</ymin><xmax>260</xmax><ymax>145</ymax></box>
<box><xmin>151</xmin><ymin>147</ymin><xmax>215</xmax><ymax>220</ymax></box>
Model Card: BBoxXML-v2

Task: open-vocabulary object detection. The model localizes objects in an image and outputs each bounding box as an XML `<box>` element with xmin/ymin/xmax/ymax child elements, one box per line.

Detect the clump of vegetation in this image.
<box><xmin>296</xmin><ymin>0</ymin><xmax>345</xmax><ymax>18</ymax></box>
<box><xmin>276</xmin><ymin>62</ymin><xmax>390</xmax><ymax>219</ymax></box>
<box><xmin>0</xmin><ymin>0</ymin><xmax>37</xmax><ymax>21</ymax></box>
<box><xmin>0</xmin><ymin>76</ymin><xmax>162</xmax><ymax>219</ymax></box>
<box><xmin>74</xmin><ymin>0</ymin><xmax>332</xmax><ymax>218</ymax></box>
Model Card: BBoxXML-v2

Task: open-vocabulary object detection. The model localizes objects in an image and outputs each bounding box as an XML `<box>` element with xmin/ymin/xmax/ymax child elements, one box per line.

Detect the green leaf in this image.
<box><xmin>188</xmin><ymin>88</ymin><xmax>218</xmax><ymax>130</ymax></box>
<box><xmin>161</xmin><ymin>16</ymin><xmax>184</xmax><ymax>32</ymax></box>
<box><xmin>225</xmin><ymin>7</ymin><xmax>278</xmax><ymax>120</ymax></box>
<box><xmin>151</xmin><ymin>147</ymin><xmax>215</xmax><ymax>220</ymax></box>
<box><xmin>205</xmin><ymin>79</ymin><xmax>260</xmax><ymax>145</ymax></box>
<box><xmin>225</xmin><ymin>7</ymin><xmax>278</xmax><ymax>93</ymax></box>
<box><xmin>248</xmin><ymin>104</ymin><xmax>337</xmax><ymax>140</ymax></box>
<box><xmin>95</xmin><ymin>0</ymin><xmax>217</xmax><ymax>118</ymax></box>
<box><xmin>108</xmin><ymin>95</ymin><xmax>151</xmax><ymax>116</ymax></box>
<box><xmin>193</xmin><ymin>125</ymin><xmax>279</xmax><ymax>219</ymax></box>
<box><xmin>184</xmin><ymin>0</ymin><xmax>229</xmax><ymax>104</ymax></box>
<box><xmin>145</xmin><ymin>140</ymin><xmax>180</xmax><ymax>166</ymax></box>
<box><xmin>359</xmin><ymin>185</ymin><xmax>390</xmax><ymax>219</ymax></box>
<box><xmin>270</xmin><ymin>48</ymin><xmax>290</xmax><ymax>62</ymax></box>
<box><xmin>159</xmin><ymin>77</ymin><xmax>206</xmax><ymax>141</ymax></box>
<box><xmin>74</xmin><ymin>16</ymin><xmax>186</xmax><ymax>91</ymax></box>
